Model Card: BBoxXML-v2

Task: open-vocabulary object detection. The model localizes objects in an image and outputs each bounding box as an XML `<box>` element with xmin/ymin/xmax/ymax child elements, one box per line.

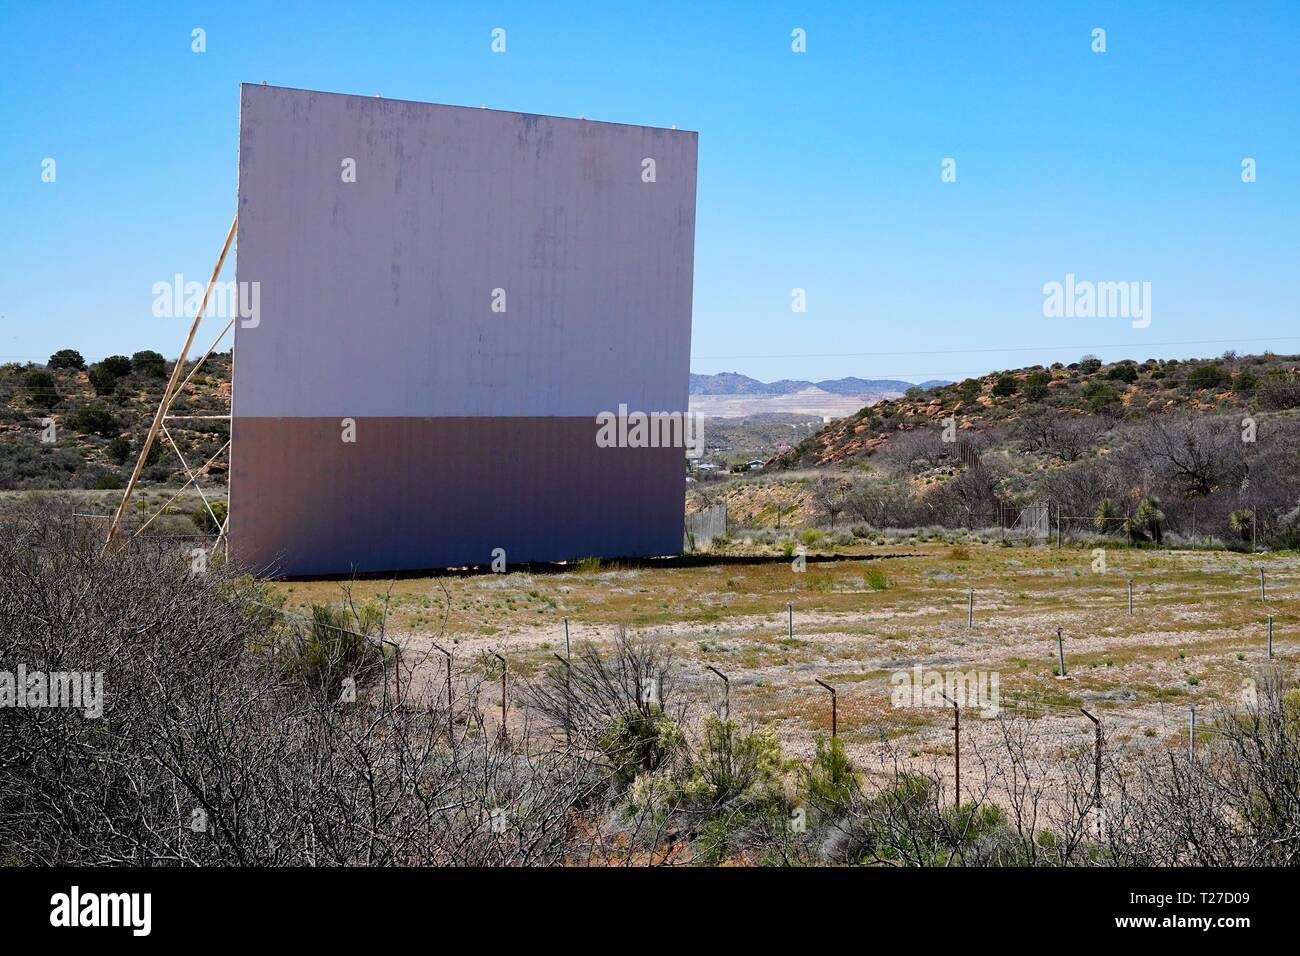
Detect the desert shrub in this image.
<box><xmin>281</xmin><ymin>602</ymin><xmax>387</xmax><ymax>700</ymax></box>
<box><xmin>1081</xmin><ymin>380</ymin><xmax>1118</xmax><ymax>412</ymax></box>
<box><xmin>1094</xmin><ymin>497</ymin><xmax>1121</xmax><ymax>534</ymax></box>
<box><xmin>22</xmin><ymin>370</ymin><xmax>59</xmax><ymax>409</ymax></box>
<box><xmin>864</xmin><ymin>567</ymin><xmax>888</xmax><ymax>590</ymax></box>
<box><xmin>87</xmin><ymin>365</ymin><xmax>118</xmax><ymax>396</ymax></box>
<box><xmin>1258</xmin><ymin>370</ymin><xmax>1300</xmax><ymax>410</ymax></box>
<box><xmin>1186</xmin><ymin>363</ymin><xmax>1229</xmax><ymax>391</ymax></box>
<box><xmin>1134</xmin><ymin>496</ymin><xmax>1164</xmax><ymax>544</ymax></box>
<box><xmin>99</xmin><ymin>355</ymin><xmax>132</xmax><ymax>377</ymax></box>
<box><xmin>680</xmin><ymin>716</ymin><xmax>784</xmax><ymax>811</ymax></box>
<box><xmin>1228</xmin><ymin>509</ymin><xmax>1254</xmax><ymax>544</ymax></box>
<box><xmin>190</xmin><ymin>499</ymin><xmax>228</xmax><ymax>534</ymax></box>
<box><xmin>0</xmin><ymin>444</ymin><xmax>83</xmax><ymax>490</ymax></box>
<box><xmin>601</xmin><ymin>709</ymin><xmax>683</xmax><ymax>794</ymax></box>
<box><xmin>105</xmin><ymin>435</ymin><xmax>132</xmax><ymax>465</ymax></box>
<box><xmin>1078</xmin><ymin>355</ymin><xmax>1103</xmax><ymax>374</ymax></box>
<box><xmin>1022</xmin><ymin>370</ymin><xmax>1051</xmax><ymax>401</ymax></box>
<box><xmin>1273</xmin><ymin>504</ymin><xmax>1300</xmax><ymax>549</ymax></box>
<box><xmin>800</xmin><ymin>529</ymin><xmax>824</xmax><ymax>547</ymax></box>
<box><xmin>93</xmin><ymin>472</ymin><xmax>124</xmax><ymax>490</ymax></box>
<box><xmin>800</xmin><ymin>734</ymin><xmax>859</xmax><ymax>810</ymax></box>
<box><xmin>0</xmin><ymin>504</ymin><xmax>597</xmax><ymax>866</ymax></box>
<box><xmin>991</xmin><ymin>374</ymin><xmax>1017</xmax><ymax>398</ymax></box>
<box><xmin>131</xmin><ymin>350</ymin><xmax>166</xmax><ymax>377</ymax></box>
<box><xmin>527</xmin><ymin>629</ymin><xmax>684</xmax><ymax>792</ymax></box>
<box><xmin>69</xmin><ymin>404</ymin><xmax>119</xmax><ymax>437</ymax></box>
<box><xmin>1106</xmin><ymin>363</ymin><xmax>1138</xmax><ymax>383</ymax></box>
<box><xmin>48</xmin><ymin>349</ymin><xmax>85</xmax><ymax>370</ymax></box>
<box><xmin>676</xmin><ymin>716</ymin><xmax>788</xmax><ymax>865</ymax></box>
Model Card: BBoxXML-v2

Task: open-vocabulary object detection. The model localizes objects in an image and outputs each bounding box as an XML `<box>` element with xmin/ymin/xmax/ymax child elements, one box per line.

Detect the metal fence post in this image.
<box><xmin>492</xmin><ymin>650</ymin><xmax>507</xmax><ymax>741</ymax></box>
<box><xmin>553</xmin><ymin>653</ymin><xmax>572</xmax><ymax>746</ymax></box>
<box><xmin>967</xmin><ymin>589</ymin><xmax>974</xmax><ymax>629</ymax></box>
<box><xmin>1081</xmin><ymin>708</ymin><xmax>1102</xmax><ymax>807</ymax></box>
<box><xmin>787</xmin><ymin>601</ymin><xmax>793</xmax><ymax>640</ymax></box>
<box><xmin>815</xmin><ymin>678</ymin><xmax>836</xmax><ymax>737</ymax></box>
<box><xmin>706</xmin><ymin>664</ymin><xmax>730</xmax><ymax>720</ymax></box>
<box><xmin>431</xmin><ymin>641</ymin><xmax>455</xmax><ymax>749</ymax></box>
<box><xmin>1057</xmin><ymin>627</ymin><xmax>1066</xmax><ymax>677</ymax></box>
<box><xmin>1128</xmin><ymin>578</ymin><xmax>1133</xmax><ymax>615</ymax></box>
<box><xmin>941</xmin><ymin>691</ymin><xmax>960</xmax><ymax>807</ymax></box>
<box><xmin>1188</xmin><ymin>704</ymin><xmax>1197</xmax><ymax>762</ymax></box>
<box><xmin>1268</xmin><ymin>615</ymin><xmax>1274</xmax><ymax>660</ymax></box>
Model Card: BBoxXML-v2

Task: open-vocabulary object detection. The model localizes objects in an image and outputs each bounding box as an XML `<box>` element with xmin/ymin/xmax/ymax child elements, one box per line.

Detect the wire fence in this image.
<box><xmin>684</xmin><ymin>502</ymin><xmax>727</xmax><ymax>550</ymax></box>
<box><xmin>57</xmin><ymin>501</ymin><xmax>1294</xmax><ymax>816</ymax></box>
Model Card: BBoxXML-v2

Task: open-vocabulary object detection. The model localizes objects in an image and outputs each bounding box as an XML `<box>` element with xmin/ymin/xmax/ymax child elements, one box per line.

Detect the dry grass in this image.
<box><xmin>271</xmin><ymin>542</ymin><xmax>1300</xmax><ymax>768</ymax></box>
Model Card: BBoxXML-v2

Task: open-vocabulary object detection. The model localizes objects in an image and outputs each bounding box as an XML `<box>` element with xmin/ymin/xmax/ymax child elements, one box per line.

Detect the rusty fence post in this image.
<box><xmin>815</xmin><ymin>678</ymin><xmax>837</xmax><ymax>737</ymax></box>
<box><xmin>553</xmin><ymin>653</ymin><xmax>572</xmax><ymax>746</ymax></box>
<box><xmin>1081</xmin><ymin>708</ymin><xmax>1102</xmax><ymax>807</ymax></box>
<box><xmin>432</xmin><ymin>641</ymin><xmax>454</xmax><ymax>749</ymax></box>
<box><xmin>940</xmin><ymin>691</ymin><xmax>960</xmax><ymax>807</ymax></box>
<box><xmin>706</xmin><ymin>664</ymin><xmax>729</xmax><ymax>720</ymax></box>
<box><xmin>492</xmin><ymin>650</ymin><xmax>508</xmax><ymax>742</ymax></box>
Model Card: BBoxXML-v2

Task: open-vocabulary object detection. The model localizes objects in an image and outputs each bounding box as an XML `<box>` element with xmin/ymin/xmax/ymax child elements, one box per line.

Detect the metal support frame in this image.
<box><xmin>106</xmin><ymin>214</ymin><xmax>238</xmax><ymax>553</ymax></box>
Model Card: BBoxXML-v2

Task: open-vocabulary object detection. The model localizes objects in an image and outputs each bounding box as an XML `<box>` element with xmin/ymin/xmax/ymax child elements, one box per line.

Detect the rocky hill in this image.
<box><xmin>770</xmin><ymin>352</ymin><xmax>1300</xmax><ymax>470</ymax></box>
<box><xmin>0</xmin><ymin>350</ymin><xmax>231</xmax><ymax>490</ymax></box>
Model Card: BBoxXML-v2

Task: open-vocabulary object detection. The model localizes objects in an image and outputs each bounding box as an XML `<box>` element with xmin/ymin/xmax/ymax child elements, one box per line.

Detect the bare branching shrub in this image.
<box><xmin>526</xmin><ymin>627</ymin><xmax>685</xmax><ymax>791</ymax></box>
<box><xmin>4</xmin><ymin>502</ymin><xmax>1299</xmax><ymax>867</ymax></box>
<box><xmin>0</xmin><ymin>502</ymin><xmax>594</xmax><ymax>866</ymax></box>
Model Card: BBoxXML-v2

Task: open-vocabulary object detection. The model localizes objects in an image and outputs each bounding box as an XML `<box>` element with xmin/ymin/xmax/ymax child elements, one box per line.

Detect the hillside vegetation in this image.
<box><xmin>765</xmin><ymin>352</ymin><xmax>1300</xmax><ymax>549</ymax></box>
<box><xmin>0</xmin><ymin>350</ymin><xmax>230</xmax><ymax>490</ymax></box>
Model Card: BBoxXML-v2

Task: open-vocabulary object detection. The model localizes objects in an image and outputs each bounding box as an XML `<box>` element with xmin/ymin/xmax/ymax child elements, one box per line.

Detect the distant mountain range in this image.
<box><xmin>689</xmin><ymin>372</ymin><xmax>951</xmax><ymax>396</ymax></box>
<box><xmin>687</xmin><ymin>372</ymin><xmax>954</xmax><ymax>420</ymax></box>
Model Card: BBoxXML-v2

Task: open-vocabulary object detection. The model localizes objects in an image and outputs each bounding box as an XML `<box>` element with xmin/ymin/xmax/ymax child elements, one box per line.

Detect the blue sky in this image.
<box><xmin>2</xmin><ymin>1</ymin><xmax>1296</xmax><ymax>383</ymax></box>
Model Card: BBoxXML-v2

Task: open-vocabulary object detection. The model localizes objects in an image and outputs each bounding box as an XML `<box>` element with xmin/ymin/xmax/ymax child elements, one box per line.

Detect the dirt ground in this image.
<box><xmin>270</xmin><ymin>542</ymin><xmax>1300</xmax><ymax>793</ymax></box>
